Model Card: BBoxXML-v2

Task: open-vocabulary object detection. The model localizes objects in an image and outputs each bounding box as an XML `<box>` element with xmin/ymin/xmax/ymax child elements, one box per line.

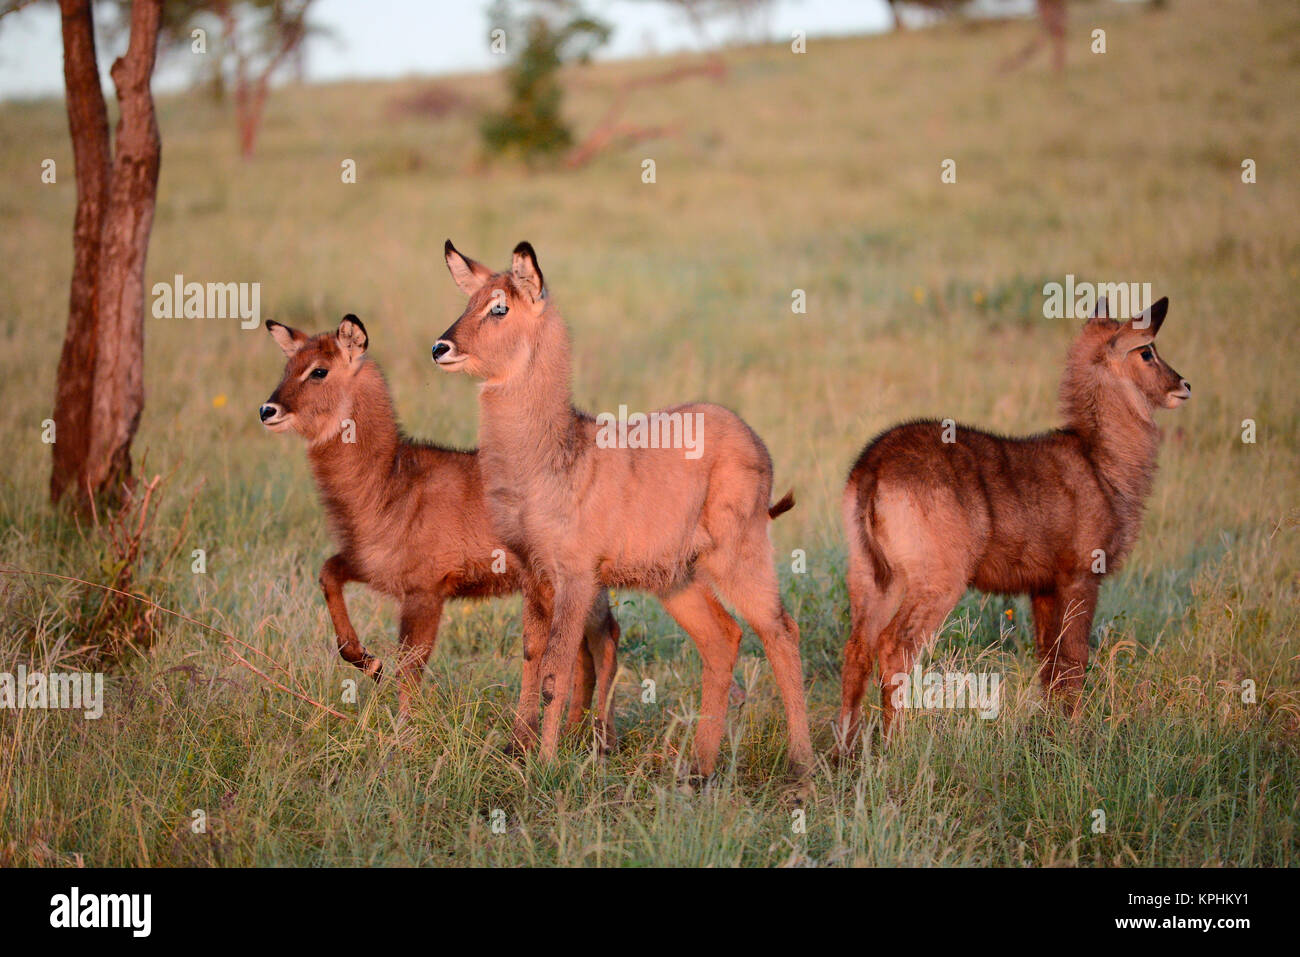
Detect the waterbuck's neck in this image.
<box><xmin>476</xmin><ymin>314</ymin><xmax>580</xmax><ymax>475</ymax></box>
<box><xmin>305</xmin><ymin>365</ymin><xmax>402</xmax><ymax>542</ymax></box>
<box><xmin>1060</xmin><ymin>366</ymin><xmax>1161</xmax><ymax>509</ymax></box>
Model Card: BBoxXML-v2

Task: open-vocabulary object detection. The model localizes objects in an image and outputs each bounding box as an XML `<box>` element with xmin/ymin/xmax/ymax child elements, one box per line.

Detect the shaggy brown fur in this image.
<box><xmin>839</xmin><ymin>297</ymin><xmax>1189</xmax><ymax>749</ymax></box>
<box><xmin>259</xmin><ymin>315</ymin><xmax>620</xmax><ymax>746</ymax></box>
<box><xmin>433</xmin><ymin>241</ymin><xmax>813</xmax><ymax>778</ymax></box>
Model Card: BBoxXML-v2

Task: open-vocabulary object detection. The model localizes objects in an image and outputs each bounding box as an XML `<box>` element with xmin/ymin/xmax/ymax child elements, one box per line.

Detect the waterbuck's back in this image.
<box><xmin>848</xmin><ymin>419</ymin><xmax>1120</xmax><ymax>595</ymax></box>
<box><xmin>480</xmin><ymin>401</ymin><xmax>775</xmax><ymax>594</ymax></box>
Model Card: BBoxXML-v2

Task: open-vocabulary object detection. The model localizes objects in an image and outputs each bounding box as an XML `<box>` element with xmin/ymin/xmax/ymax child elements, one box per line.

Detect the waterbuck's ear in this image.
<box><xmin>1088</xmin><ymin>296</ymin><xmax>1110</xmax><ymax>323</ymax></box>
<box><xmin>444</xmin><ymin>240</ymin><xmax>492</xmax><ymax>297</ymax></box>
<box><xmin>266</xmin><ymin>320</ymin><xmax>306</xmax><ymax>358</ymax></box>
<box><xmin>1131</xmin><ymin>296</ymin><xmax>1168</xmax><ymax>337</ymax></box>
<box><xmin>336</xmin><ymin>314</ymin><xmax>368</xmax><ymax>365</ymax></box>
<box><xmin>511</xmin><ymin>241</ymin><xmax>545</xmax><ymax>301</ymax></box>
<box><xmin>1108</xmin><ymin>309</ymin><xmax>1161</xmax><ymax>356</ymax></box>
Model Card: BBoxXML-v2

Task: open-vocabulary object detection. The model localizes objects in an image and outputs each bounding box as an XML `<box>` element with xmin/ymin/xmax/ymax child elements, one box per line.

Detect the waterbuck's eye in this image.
<box><xmin>489</xmin><ymin>302</ymin><xmax>509</xmax><ymax>317</ymax></box>
<box><xmin>1139</xmin><ymin>348</ymin><xmax>1154</xmax><ymax>363</ymax></box>
<box><xmin>310</xmin><ymin>367</ymin><xmax>329</xmax><ymax>380</ymax></box>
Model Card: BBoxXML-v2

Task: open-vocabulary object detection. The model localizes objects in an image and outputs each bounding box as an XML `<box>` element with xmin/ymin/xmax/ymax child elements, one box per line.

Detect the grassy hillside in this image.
<box><xmin>0</xmin><ymin>0</ymin><xmax>1297</xmax><ymax>865</ymax></box>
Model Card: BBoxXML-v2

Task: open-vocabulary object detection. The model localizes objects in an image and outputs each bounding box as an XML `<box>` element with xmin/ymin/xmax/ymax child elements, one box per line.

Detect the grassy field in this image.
<box><xmin>1</xmin><ymin>0</ymin><xmax>1297</xmax><ymax>866</ymax></box>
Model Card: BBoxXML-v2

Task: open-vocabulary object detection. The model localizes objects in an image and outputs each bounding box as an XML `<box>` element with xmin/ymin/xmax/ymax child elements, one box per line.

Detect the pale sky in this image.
<box><xmin>0</xmin><ymin>0</ymin><xmax>910</xmax><ymax>100</ymax></box>
<box><xmin>0</xmin><ymin>0</ymin><xmax>1053</xmax><ymax>101</ymax></box>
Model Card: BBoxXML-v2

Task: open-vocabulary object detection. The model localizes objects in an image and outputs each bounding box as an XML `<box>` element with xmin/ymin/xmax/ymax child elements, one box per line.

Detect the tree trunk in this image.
<box><xmin>50</xmin><ymin>0</ymin><xmax>163</xmax><ymax>506</ymax></box>
<box><xmin>50</xmin><ymin>0</ymin><xmax>110</xmax><ymax>503</ymax></box>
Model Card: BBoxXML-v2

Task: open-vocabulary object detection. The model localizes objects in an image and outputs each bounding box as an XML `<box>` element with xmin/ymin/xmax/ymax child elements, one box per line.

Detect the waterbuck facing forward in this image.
<box><xmin>839</xmin><ymin>296</ymin><xmax>1190</xmax><ymax>750</ymax></box>
<box><xmin>433</xmin><ymin>241</ymin><xmax>813</xmax><ymax>778</ymax></box>
<box><xmin>259</xmin><ymin>315</ymin><xmax>621</xmax><ymax>744</ymax></box>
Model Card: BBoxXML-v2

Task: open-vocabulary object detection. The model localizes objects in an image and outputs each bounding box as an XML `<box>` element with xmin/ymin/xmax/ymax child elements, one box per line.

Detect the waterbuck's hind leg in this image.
<box><xmin>876</xmin><ymin>581</ymin><xmax>964</xmax><ymax>736</ymax></box>
<box><xmin>708</xmin><ymin>547</ymin><xmax>814</xmax><ymax>778</ymax></box>
<box><xmin>320</xmin><ymin>553</ymin><xmax>383</xmax><ymax>681</ymax></box>
<box><xmin>659</xmin><ymin>583</ymin><xmax>743</xmax><ymax>780</ymax></box>
<box><xmin>837</xmin><ymin>553</ymin><xmax>902</xmax><ymax>759</ymax></box>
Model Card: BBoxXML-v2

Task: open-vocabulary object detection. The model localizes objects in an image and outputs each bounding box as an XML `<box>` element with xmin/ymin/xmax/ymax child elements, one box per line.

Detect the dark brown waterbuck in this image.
<box><xmin>260</xmin><ymin>315</ymin><xmax>621</xmax><ymax>745</ymax></box>
<box><xmin>839</xmin><ymin>296</ymin><xmax>1190</xmax><ymax>748</ymax></box>
<box><xmin>432</xmin><ymin>241</ymin><xmax>813</xmax><ymax>778</ymax></box>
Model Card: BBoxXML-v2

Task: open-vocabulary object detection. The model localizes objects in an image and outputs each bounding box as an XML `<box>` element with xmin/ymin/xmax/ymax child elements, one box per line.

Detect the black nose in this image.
<box><xmin>432</xmin><ymin>342</ymin><xmax>451</xmax><ymax>361</ymax></box>
<box><xmin>259</xmin><ymin>404</ymin><xmax>276</xmax><ymax>422</ymax></box>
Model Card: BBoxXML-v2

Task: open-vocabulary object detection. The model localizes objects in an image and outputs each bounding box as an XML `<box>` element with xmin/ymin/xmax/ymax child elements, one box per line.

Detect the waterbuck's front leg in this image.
<box><xmin>1034</xmin><ymin>578</ymin><xmax>1098</xmax><ymax>713</ymax></box>
<box><xmin>395</xmin><ymin>593</ymin><xmax>444</xmax><ymax>717</ymax></box>
<box><xmin>319</xmin><ymin>554</ymin><xmax>382</xmax><ymax>680</ymax></box>
<box><xmin>536</xmin><ymin>576</ymin><xmax>599</xmax><ymax>760</ymax></box>
<box><xmin>510</xmin><ymin>581</ymin><xmax>553</xmax><ymax>754</ymax></box>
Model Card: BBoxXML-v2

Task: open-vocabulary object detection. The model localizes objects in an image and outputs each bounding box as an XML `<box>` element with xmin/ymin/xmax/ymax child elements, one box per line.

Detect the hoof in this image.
<box><xmin>676</xmin><ymin>769</ymin><xmax>714</xmax><ymax>794</ymax></box>
<box><xmin>503</xmin><ymin>724</ymin><xmax>539</xmax><ymax>758</ymax></box>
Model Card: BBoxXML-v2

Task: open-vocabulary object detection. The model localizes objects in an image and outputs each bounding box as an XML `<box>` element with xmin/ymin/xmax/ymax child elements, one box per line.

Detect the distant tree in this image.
<box><xmin>886</xmin><ymin>0</ymin><xmax>970</xmax><ymax>31</ymax></box>
<box><xmin>890</xmin><ymin>0</ymin><xmax>1068</xmax><ymax>74</ymax></box>
<box><xmin>106</xmin><ymin>0</ymin><xmax>324</xmax><ymax>150</ymax></box>
<box><xmin>0</xmin><ymin>0</ymin><xmax>164</xmax><ymax>505</ymax></box>
<box><xmin>210</xmin><ymin>0</ymin><xmax>319</xmax><ymax>157</ymax></box>
<box><xmin>998</xmin><ymin>0</ymin><xmax>1067</xmax><ymax>74</ymax></box>
<box><xmin>638</xmin><ymin>0</ymin><xmax>777</xmax><ymax>47</ymax></box>
<box><xmin>479</xmin><ymin>0</ymin><xmax>610</xmax><ymax>165</ymax></box>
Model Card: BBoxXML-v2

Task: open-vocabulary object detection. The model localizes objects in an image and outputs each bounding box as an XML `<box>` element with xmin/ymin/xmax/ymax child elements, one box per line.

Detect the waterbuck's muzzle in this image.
<box><xmin>432</xmin><ymin>323</ymin><xmax>466</xmax><ymax>368</ymax></box>
<box><xmin>259</xmin><ymin>399</ymin><xmax>291</xmax><ymax>430</ymax></box>
<box><xmin>1166</xmin><ymin>377</ymin><xmax>1191</xmax><ymax>406</ymax></box>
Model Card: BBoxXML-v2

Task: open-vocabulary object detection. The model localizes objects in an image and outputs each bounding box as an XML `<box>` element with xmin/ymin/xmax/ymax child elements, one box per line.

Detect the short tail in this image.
<box><xmin>768</xmin><ymin>489</ymin><xmax>796</xmax><ymax>520</ymax></box>
<box><xmin>845</xmin><ymin>475</ymin><xmax>892</xmax><ymax>589</ymax></box>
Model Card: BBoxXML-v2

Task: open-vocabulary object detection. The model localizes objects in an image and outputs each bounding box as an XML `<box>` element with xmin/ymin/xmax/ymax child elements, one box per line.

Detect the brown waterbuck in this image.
<box><xmin>259</xmin><ymin>315</ymin><xmax>621</xmax><ymax>745</ymax></box>
<box><xmin>839</xmin><ymin>296</ymin><xmax>1190</xmax><ymax>749</ymax></box>
<box><xmin>432</xmin><ymin>241</ymin><xmax>813</xmax><ymax>778</ymax></box>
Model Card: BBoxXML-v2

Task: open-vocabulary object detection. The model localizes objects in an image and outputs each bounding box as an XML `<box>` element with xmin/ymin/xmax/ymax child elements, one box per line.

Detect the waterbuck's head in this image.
<box><xmin>1062</xmin><ymin>296</ymin><xmax>1190</xmax><ymax>426</ymax></box>
<box><xmin>433</xmin><ymin>240</ymin><xmax>549</xmax><ymax>383</ymax></box>
<box><xmin>259</xmin><ymin>314</ymin><xmax>370</xmax><ymax>442</ymax></box>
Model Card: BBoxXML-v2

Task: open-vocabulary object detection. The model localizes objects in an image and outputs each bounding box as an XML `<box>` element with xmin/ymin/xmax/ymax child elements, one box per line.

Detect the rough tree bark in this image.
<box><xmin>50</xmin><ymin>0</ymin><xmax>110</xmax><ymax>502</ymax></box>
<box><xmin>50</xmin><ymin>0</ymin><xmax>163</xmax><ymax>506</ymax></box>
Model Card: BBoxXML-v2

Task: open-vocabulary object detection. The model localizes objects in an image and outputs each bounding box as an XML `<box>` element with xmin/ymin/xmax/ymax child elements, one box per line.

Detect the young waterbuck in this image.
<box><xmin>259</xmin><ymin>315</ymin><xmax>620</xmax><ymax>745</ymax></box>
<box><xmin>432</xmin><ymin>241</ymin><xmax>813</xmax><ymax>778</ymax></box>
<box><xmin>839</xmin><ymin>296</ymin><xmax>1190</xmax><ymax>748</ymax></box>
